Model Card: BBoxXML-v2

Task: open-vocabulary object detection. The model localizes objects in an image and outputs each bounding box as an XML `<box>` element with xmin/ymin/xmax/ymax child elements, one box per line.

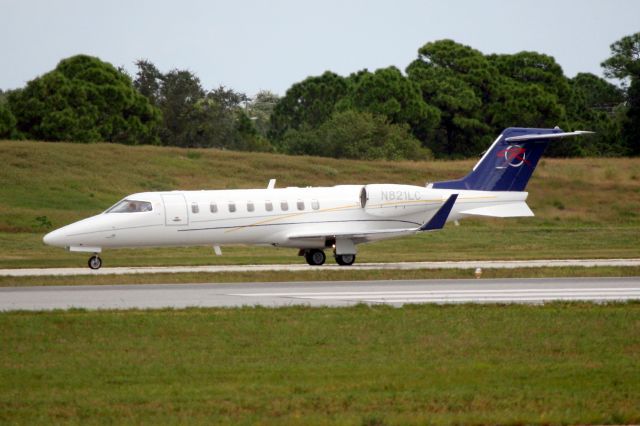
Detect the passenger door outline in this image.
<box><xmin>162</xmin><ymin>194</ymin><xmax>189</xmax><ymax>226</ymax></box>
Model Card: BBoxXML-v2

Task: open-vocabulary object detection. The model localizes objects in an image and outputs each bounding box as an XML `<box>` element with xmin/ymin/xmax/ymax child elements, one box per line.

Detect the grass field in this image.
<box><xmin>0</xmin><ymin>140</ymin><xmax>639</xmax><ymax>269</ymax></box>
<box><xmin>1</xmin><ymin>303</ymin><xmax>639</xmax><ymax>424</ymax></box>
<box><xmin>1</xmin><ymin>142</ymin><xmax>639</xmax><ymax>425</ymax></box>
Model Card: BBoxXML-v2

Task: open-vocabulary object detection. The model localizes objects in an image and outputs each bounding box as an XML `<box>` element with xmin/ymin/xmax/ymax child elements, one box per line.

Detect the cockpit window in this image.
<box><xmin>107</xmin><ymin>200</ymin><xmax>153</xmax><ymax>213</ymax></box>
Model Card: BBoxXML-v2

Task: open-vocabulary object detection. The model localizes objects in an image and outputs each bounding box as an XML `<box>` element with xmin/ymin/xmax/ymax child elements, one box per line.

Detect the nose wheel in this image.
<box><xmin>88</xmin><ymin>255</ymin><xmax>102</xmax><ymax>270</ymax></box>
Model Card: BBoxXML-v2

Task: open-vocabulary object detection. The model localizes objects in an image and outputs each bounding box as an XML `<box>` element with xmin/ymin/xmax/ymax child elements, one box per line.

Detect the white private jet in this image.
<box><xmin>43</xmin><ymin>127</ymin><xmax>592</xmax><ymax>269</ymax></box>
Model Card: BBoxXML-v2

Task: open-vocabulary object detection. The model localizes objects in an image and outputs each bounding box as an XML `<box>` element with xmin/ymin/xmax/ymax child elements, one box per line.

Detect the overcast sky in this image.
<box><xmin>2</xmin><ymin>0</ymin><xmax>638</xmax><ymax>96</ymax></box>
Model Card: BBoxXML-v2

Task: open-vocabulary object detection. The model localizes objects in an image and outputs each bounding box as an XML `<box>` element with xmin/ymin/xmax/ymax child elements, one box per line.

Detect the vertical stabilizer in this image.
<box><xmin>432</xmin><ymin>127</ymin><xmax>592</xmax><ymax>192</ymax></box>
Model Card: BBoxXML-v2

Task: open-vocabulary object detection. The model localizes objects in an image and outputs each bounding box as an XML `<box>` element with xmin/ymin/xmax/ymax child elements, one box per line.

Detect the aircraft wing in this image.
<box><xmin>287</xmin><ymin>227</ymin><xmax>421</xmax><ymax>244</ymax></box>
<box><xmin>419</xmin><ymin>194</ymin><xmax>458</xmax><ymax>230</ymax></box>
<box><xmin>286</xmin><ymin>194</ymin><xmax>458</xmax><ymax>243</ymax></box>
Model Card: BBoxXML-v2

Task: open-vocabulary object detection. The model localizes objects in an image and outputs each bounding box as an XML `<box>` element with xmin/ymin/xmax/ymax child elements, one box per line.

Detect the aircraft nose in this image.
<box><xmin>43</xmin><ymin>229</ymin><xmax>64</xmax><ymax>247</ymax></box>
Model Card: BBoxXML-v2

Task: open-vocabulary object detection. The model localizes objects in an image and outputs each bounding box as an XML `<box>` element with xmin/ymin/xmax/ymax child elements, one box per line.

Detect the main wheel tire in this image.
<box><xmin>304</xmin><ymin>249</ymin><xmax>326</xmax><ymax>266</ymax></box>
<box><xmin>88</xmin><ymin>255</ymin><xmax>102</xmax><ymax>270</ymax></box>
<box><xmin>335</xmin><ymin>254</ymin><xmax>356</xmax><ymax>266</ymax></box>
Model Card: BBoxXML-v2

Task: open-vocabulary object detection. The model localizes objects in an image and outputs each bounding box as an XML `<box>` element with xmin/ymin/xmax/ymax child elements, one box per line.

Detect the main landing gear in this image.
<box><xmin>334</xmin><ymin>253</ymin><xmax>356</xmax><ymax>266</ymax></box>
<box><xmin>88</xmin><ymin>254</ymin><xmax>102</xmax><ymax>270</ymax></box>
<box><xmin>304</xmin><ymin>249</ymin><xmax>326</xmax><ymax>266</ymax></box>
<box><xmin>302</xmin><ymin>249</ymin><xmax>356</xmax><ymax>266</ymax></box>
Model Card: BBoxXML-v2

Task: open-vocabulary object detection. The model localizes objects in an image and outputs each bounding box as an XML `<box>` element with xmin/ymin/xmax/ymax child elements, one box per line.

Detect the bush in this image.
<box><xmin>0</xmin><ymin>104</ymin><xmax>17</xmax><ymax>139</ymax></box>
<box><xmin>281</xmin><ymin>110</ymin><xmax>431</xmax><ymax>161</ymax></box>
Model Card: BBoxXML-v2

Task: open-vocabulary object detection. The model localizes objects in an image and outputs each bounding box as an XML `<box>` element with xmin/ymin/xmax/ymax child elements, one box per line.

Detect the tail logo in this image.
<box><xmin>497</xmin><ymin>145</ymin><xmax>529</xmax><ymax>168</ymax></box>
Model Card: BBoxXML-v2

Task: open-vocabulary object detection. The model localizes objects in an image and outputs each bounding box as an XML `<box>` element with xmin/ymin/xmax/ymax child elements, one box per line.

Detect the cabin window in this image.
<box><xmin>210</xmin><ymin>202</ymin><xmax>218</xmax><ymax>213</ymax></box>
<box><xmin>228</xmin><ymin>202</ymin><xmax>236</xmax><ymax>213</ymax></box>
<box><xmin>247</xmin><ymin>201</ymin><xmax>255</xmax><ymax>212</ymax></box>
<box><xmin>311</xmin><ymin>199</ymin><xmax>320</xmax><ymax>210</ymax></box>
<box><xmin>265</xmin><ymin>200</ymin><xmax>273</xmax><ymax>212</ymax></box>
<box><xmin>107</xmin><ymin>200</ymin><xmax>153</xmax><ymax>213</ymax></box>
<box><xmin>297</xmin><ymin>200</ymin><xmax>305</xmax><ymax>211</ymax></box>
<box><xmin>280</xmin><ymin>200</ymin><xmax>289</xmax><ymax>211</ymax></box>
<box><xmin>191</xmin><ymin>202</ymin><xmax>199</xmax><ymax>214</ymax></box>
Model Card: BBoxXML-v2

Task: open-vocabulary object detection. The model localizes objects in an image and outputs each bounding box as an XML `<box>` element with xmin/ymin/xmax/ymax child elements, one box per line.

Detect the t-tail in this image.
<box><xmin>432</xmin><ymin>127</ymin><xmax>593</xmax><ymax>192</ymax></box>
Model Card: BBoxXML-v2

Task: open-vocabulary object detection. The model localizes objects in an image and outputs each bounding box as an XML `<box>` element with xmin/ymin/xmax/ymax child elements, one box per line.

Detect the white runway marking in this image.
<box><xmin>233</xmin><ymin>287</ymin><xmax>640</xmax><ymax>296</ymax></box>
<box><xmin>1</xmin><ymin>258</ymin><xmax>639</xmax><ymax>277</ymax></box>
<box><xmin>1</xmin><ymin>278</ymin><xmax>639</xmax><ymax>311</ymax></box>
<box><xmin>233</xmin><ymin>287</ymin><xmax>640</xmax><ymax>304</ymax></box>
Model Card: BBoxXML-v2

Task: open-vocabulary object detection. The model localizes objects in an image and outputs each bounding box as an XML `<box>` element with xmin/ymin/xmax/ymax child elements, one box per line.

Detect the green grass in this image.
<box><xmin>1</xmin><ymin>223</ymin><xmax>639</xmax><ymax>269</ymax></box>
<box><xmin>0</xmin><ymin>140</ymin><xmax>639</xmax><ymax>268</ymax></box>
<box><xmin>1</xmin><ymin>303</ymin><xmax>639</xmax><ymax>424</ymax></box>
<box><xmin>1</xmin><ymin>266</ymin><xmax>639</xmax><ymax>287</ymax></box>
<box><xmin>3</xmin><ymin>142</ymin><xmax>638</xmax><ymax>425</ymax></box>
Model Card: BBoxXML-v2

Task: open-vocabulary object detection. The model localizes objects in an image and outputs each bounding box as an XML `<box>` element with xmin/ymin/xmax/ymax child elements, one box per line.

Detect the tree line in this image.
<box><xmin>0</xmin><ymin>33</ymin><xmax>638</xmax><ymax>160</ymax></box>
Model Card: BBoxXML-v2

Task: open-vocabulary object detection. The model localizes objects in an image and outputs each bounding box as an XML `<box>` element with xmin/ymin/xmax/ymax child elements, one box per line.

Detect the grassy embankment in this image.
<box><xmin>1</xmin><ymin>303</ymin><xmax>639</xmax><ymax>424</ymax></box>
<box><xmin>0</xmin><ymin>140</ymin><xmax>638</xmax><ymax>270</ymax></box>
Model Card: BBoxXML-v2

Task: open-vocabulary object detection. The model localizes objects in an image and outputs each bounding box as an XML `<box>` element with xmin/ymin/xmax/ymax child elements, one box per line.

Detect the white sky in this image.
<box><xmin>2</xmin><ymin>0</ymin><xmax>638</xmax><ymax>96</ymax></box>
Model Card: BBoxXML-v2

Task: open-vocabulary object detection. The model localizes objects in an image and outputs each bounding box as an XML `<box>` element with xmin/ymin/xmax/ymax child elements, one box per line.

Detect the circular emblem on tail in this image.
<box><xmin>499</xmin><ymin>145</ymin><xmax>527</xmax><ymax>168</ymax></box>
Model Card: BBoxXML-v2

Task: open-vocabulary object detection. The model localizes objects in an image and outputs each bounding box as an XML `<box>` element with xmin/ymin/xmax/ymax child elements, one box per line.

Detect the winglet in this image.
<box><xmin>419</xmin><ymin>194</ymin><xmax>458</xmax><ymax>231</ymax></box>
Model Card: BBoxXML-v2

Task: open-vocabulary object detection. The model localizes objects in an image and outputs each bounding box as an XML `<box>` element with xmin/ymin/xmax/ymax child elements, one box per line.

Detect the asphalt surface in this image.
<box><xmin>1</xmin><ymin>277</ymin><xmax>639</xmax><ymax>311</ymax></box>
<box><xmin>1</xmin><ymin>258</ymin><xmax>639</xmax><ymax>276</ymax></box>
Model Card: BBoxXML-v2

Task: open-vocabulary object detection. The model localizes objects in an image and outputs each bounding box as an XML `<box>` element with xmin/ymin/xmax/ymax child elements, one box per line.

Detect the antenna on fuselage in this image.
<box><xmin>267</xmin><ymin>179</ymin><xmax>276</xmax><ymax>189</ymax></box>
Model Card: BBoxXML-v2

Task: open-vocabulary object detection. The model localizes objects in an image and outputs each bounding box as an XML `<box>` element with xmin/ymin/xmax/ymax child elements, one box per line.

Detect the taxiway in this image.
<box><xmin>1</xmin><ymin>277</ymin><xmax>638</xmax><ymax>311</ymax></box>
<box><xmin>1</xmin><ymin>258</ymin><xmax>639</xmax><ymax>277</ymax></box>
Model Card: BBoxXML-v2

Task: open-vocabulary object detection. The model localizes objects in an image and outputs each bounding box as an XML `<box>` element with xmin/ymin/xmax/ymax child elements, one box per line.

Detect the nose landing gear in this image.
<box><xmin>88</xmin><ymin>255</ymin><xmax>102</xmax><ymax>270</ymax></box>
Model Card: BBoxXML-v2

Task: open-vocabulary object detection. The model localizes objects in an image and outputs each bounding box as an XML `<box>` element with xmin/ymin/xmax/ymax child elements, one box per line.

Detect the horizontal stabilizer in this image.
<box><xmin>505</xmin><ymin>130</ymin><xmax>594</xmax><ymax>143</ymax></box>
<box><xmin>460</xmin><ymin>202</ymin><xmax>534</xmax><ymax>218</ymax></box>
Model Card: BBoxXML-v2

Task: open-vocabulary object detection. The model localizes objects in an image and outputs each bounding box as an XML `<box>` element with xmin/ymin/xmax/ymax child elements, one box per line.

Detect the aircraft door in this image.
<box><xmin>162</xmin><ymin>194</ymin><xmax>189</xmax><ymax>226</ymax></box>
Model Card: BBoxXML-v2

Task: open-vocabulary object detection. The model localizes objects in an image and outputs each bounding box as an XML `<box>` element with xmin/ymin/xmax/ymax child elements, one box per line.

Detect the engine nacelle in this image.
<box><xmin>361</xmin><ymin>184</ymin><xmax>433</xmax><ymax>218</ymax></box>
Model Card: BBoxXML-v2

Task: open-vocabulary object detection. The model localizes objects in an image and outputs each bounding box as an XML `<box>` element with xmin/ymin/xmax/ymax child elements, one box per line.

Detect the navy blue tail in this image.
<box><xmin>432</xmin><ymin>127</ymin><xmax>563</xmax><ymax>192</ymax></box>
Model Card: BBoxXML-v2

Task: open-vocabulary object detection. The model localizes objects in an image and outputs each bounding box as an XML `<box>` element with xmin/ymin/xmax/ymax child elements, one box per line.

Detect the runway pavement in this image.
<box><xmin>1</xmin><ymin>277</ymin><xmax>639</xmax><ymax>311</ymax></box>
<box><xmin>1</xmin><ymin>258</ymin><xmax>639</xmax><ymax>277</ymax></box>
